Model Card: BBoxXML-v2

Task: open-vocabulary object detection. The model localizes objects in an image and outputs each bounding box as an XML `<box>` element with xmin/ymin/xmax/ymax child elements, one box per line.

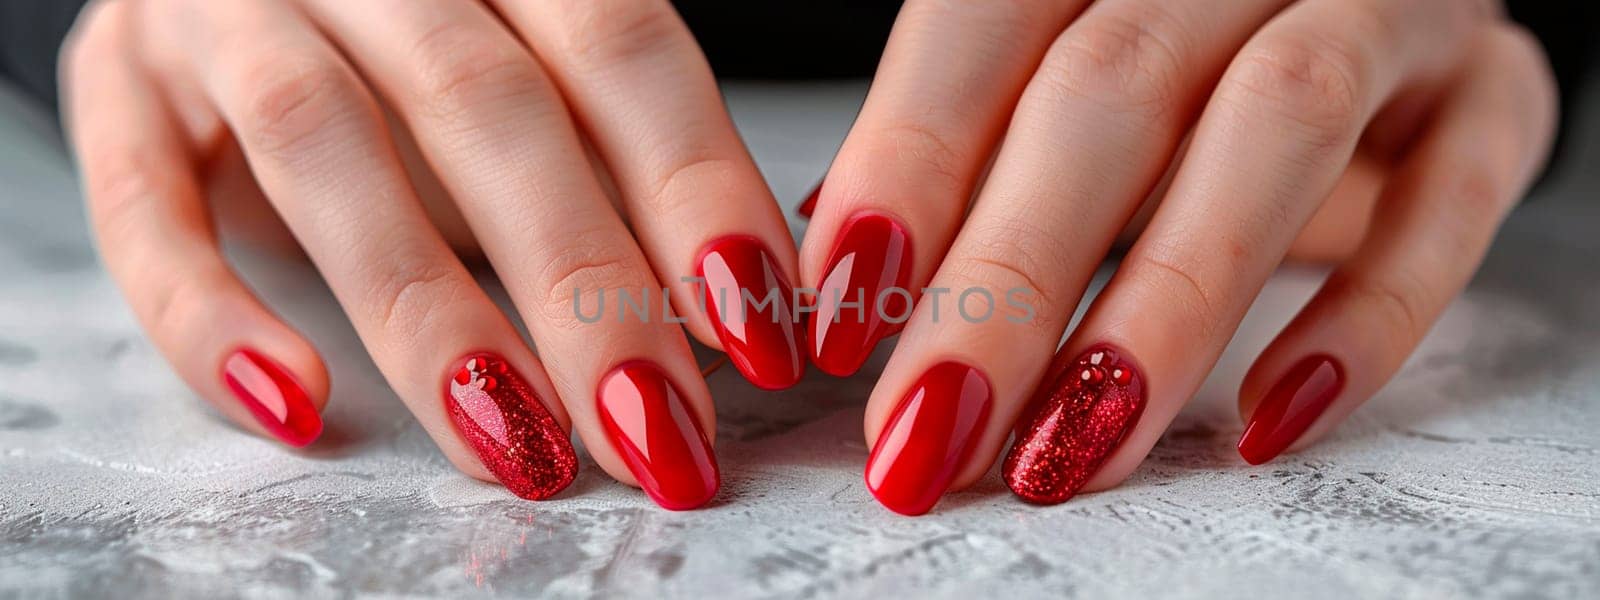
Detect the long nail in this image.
<box><xmin>809</xmin><ymin>213</ymin><xmax>912</xmax><ymax>377</ymax></box>
<box><xmin>1237</xmin><ymin>355</ymin><xmax>1344</xmax><ymax>465</ymax></box>
<box><xmin>597</xmin><ymin>362</ymin><xmax>720</xmax><ymax>510</ymax></box>
<box><xmin>1003</xmin><ymin>345</ymin><xmax>1144</xmax><ymax>505</ymax></box>
<box><xmin>445</xmin><ymin>354</ymin><xmax>577</xmax><ymax>500</ymax></box>
<box><xmin>697</xmin><ymin>236</ymin><xmax>806</xmax><ymax>390</ymax></box>
<box><xmin>865</xmin><ymin>362</ymin><xmax>992</xmax><ymax>516</ymax></box>
<box><xmin>222</xmin><ymin>348</ymin><xmax>322</xmax><ymax>447</ymax></box>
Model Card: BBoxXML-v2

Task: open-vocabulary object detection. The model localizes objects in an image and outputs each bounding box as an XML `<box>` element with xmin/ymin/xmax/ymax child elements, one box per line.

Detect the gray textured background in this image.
<box><xmin>1</xmin><ymin>78</ymin><xmax>1597</xmax><ymax>599</ymax></box>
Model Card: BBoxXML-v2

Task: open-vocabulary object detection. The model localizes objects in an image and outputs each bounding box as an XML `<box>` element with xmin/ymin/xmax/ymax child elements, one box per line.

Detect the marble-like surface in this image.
<box><xmin>1</xmin><ymin>78</ymin><xmax>1598</xmax><ymax>599</ymax></box>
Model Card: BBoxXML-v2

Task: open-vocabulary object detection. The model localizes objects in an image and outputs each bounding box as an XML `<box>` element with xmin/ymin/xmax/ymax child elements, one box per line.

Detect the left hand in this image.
<box><xmin>798</xmin><ymin>0</ymin><xmax>1557</xmax><ymax>515</ymax></box>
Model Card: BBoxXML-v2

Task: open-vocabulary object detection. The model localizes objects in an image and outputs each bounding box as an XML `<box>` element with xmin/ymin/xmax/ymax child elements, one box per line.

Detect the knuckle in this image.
<box><xmin>535</xmin><ymin>248</ymin><xmax>644</xmax><ymax>326</ymax></box>
<box><xmin>644</xmin><ymin>155</ymin><xmax>741</xmax><ymax>216</ymax></box>
<box><xmin>550</xmin><ymin>0</ymin><xmax>683</xmax><ymax>64</ymax></box>
<box><xmin>1341</xmin><ymin>273</ymin><xmax>1432</xmax><ymax>343</ymax></box>
<box><xmin>1428</xmin><ymin>161</ymin><xmax>1509</xmax><ymax>257</ymax></box>
<box><xmin>235</xmin><ymin>56</ymin><xmax>361</xmax><ymax>156</ymax></box>
<box><xmin>365</xmin><ymin>259</ymin><xmax>464</xmax><ymax>336</ymax></box>
<box><xmin>86</xmin><ymin>151</ymin><xmax>166</xmax><ymax>241</ymax></box>
<box><xmin>861</xmin><ymin>120</ymin><xmax>971</xmax><ymax>196</ymax></box>
<box><xmin>149</xmin><ymin>270</ymin><xmax>227</xmax><ymax>337</ymax></box>
<box><xmin>1039</xmin><ymin>9</ymin><xmax>1188</xmax><ymax>117</ymax></box>
<box><xmin>942</xmin><ymin>222</ymin><xmax>1073</xmax><ymax>332</ymax></box>
<box><xmin>1122</xmin><ymin>251</ymin><xmax>1224</xmax><ymax>341</ymax></box>
<box><xmin>1225</xmin><ymin>35</ymin><xmax>1367</xmax><ymax>152</ymax></box>
<box><xmin>1448</xmin><ymin>161</ymin><xmax>1509</xmax><ymax>221</ymax></box>
<box><xmin>409</xmin><ymin>21</ymin><xmax>548</xmax><ymax>122</ymax></box>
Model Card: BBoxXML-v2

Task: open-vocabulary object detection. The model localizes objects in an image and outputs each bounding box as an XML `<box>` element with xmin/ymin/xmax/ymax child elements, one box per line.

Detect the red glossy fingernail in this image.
<box><xmin>444</xmin><ymin>354</ymin><xmax>577</xmax><ymax>500</ymax></box>
<box><xmin>697</xmin><ymin>236</ymin><xmax>806</xmax><ymax>390</ymax></box>
<box><xmin>797</xmin><ymin>182</ymin><xmax>821</xmax><ymax>218</ymax></box>
<box><xmin>597</xmin><ymin>362</ymin><xmax>720</xmax><ymax>510</ymax></box>
<box><xmin>222</xmin><ymin>348</ymin><xmax>322</xmax><ymax>448</ymax></box>
<box><xmin>1237</xmin><ymin>355</ymin><xmax>1344</xmax><ymax>465</ymax></box>
<box><xmin>809</xmin><ymin>213</ymin><xmax>912</xmax><ymax>377</ymax></box>
<box><xmin>1003</xmin><ymin>345</ymin><xmax>1145</xmax><ymax>505</ymax></box>
<box><xmin>865</xmin><ymin>362</ymin><xmax>992</xmax><ymax>516</ymax></box>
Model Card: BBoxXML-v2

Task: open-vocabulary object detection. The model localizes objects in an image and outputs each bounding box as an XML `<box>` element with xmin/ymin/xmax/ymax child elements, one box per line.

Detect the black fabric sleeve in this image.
<box><xmin>0</xmin><ymin>0</ymin><xmax>92</xmax><ymax>108</ymax></box>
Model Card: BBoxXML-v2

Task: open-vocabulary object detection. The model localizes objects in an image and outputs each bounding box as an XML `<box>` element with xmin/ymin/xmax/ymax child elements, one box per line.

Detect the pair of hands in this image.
<box><xmin>63</xmin><ymin>0</ymin><xmax>1555</xmax><ymax>514</ymax></box>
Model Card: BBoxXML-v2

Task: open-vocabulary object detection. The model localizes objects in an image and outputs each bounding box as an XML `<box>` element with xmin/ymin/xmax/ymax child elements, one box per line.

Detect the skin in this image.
<box><xmin>63</xmin><ymin>0</ymin><xmax>1556</xmax><ymax>503</ymax></box>
<box><xmin>805</xmin><ymin>0</ymin><xmax>1556</xmax><ymax>501</ymax></box>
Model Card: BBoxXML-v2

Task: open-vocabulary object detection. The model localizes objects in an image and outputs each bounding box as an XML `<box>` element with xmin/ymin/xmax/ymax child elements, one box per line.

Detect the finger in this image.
<box><xmin>302</xmin><ymin>0</ymin><xmax>719</xmax><ymax>509</ymax></box>
<box><xmin>857</xmin><ymin>0</ymin><xmax>1292</xmax><ymax>515</ymax></box>
<box><xmin>1236</xmin><ymin>25</ymin><xmax>1558</xmax><ymax>464</ymax></box>
<box><xmin>1006</xmin><ymin>0</ymin><xmax>1491</xmax><ymax>504</ymax></box>
<box><xmin>63</xmin><ymin>1</ymin><xmax>327</xmax><ymax>447</ymax></box>
<box><xmin>798</xmin><ymin>0</ymin><xmax>1092</xmax><ymax>376</ymax></box>
<box><xmin>488</xmin><ymin>0</ymin><xmax>805</xmax><ymax>390</ymax></box>
<box><xmin>161</xmin><ymin>0</ymin><xmax>580</xmax><ymax>499</ymax></box>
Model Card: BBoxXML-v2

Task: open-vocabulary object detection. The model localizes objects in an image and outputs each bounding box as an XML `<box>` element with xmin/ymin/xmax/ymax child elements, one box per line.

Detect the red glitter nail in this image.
<box><xmin>444</xmin><ymin>354</ymin><xmax>577</xmax><ymax>500</ymax></box>
<box><xmin>1002</xmin><ymin>345</ymin><xmax>1145</xmax><ymax>504</ymax></box>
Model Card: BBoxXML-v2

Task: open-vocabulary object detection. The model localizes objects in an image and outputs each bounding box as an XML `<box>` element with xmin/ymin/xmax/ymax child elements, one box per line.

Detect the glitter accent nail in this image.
<box><xmin>445</xmin><ymin>353</ymin><xmax>577</xmax><ymax>500</ymax></box>
<box><xmin>1002</xmin><ymin>345</ymin><xmax>1145</xmax><ymax>504</ymax></box>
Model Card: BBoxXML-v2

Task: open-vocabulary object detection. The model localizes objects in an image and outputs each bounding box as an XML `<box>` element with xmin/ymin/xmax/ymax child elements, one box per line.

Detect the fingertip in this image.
<box><xmin>220</xmin><ymin>346</ymin><xmax>325</xmax><ymax>448</ymax></box>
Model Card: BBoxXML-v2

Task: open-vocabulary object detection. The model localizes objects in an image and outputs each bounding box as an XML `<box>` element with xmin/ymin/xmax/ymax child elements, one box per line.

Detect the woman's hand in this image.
<box><xmin>61</xmin><ymin>0</ymin><xmax>807</xmax><ymax>509</ymax></box>
<box><xmin>799</xmin><ymin>0</ymin><xmax>1557</xmax><ymax>514</ymax></box>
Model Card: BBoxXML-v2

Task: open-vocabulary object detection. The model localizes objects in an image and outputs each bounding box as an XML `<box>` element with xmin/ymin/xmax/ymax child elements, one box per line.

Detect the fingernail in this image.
<box><xmin>597</xmin><ymin>362</ymin><xmax>720</xmax><ymax>510</ymax></box>
<box><xmin>1237</xmin><ymin>355</ymin><xmax>1344</xmax><ymax>465</ymax></box>
<box><xmin>809</xmin><ymin>213</ymin><xmax>912</xmax><ymax>377</ymax></box>
<box><xmin>697</xmin><ymin>236</ymin><xmax>806</xmax><ymax>390</ymax></box>
<box><xmin>1003</xmin><ymin>345</ymin><xmax>1145</xmax><ymax>505</ymax></box>
<box><xmin>445</xmin><ymin>354</ymin><xmax>578</xmax><ymax>500</ymax></box>
<box><xmin>865</xmin><ymin>361</ymin><xmax>992</xmax><ymax>516</ymax></box>
<box><xmin>797</xmin><ymin>181</ymin><xmax>821</xmax><ymax>218</ymax></box>
<box><xmin>222</xmin><ymin>348</ymin><xmax>322</xmax><ymax>448</ymax></box>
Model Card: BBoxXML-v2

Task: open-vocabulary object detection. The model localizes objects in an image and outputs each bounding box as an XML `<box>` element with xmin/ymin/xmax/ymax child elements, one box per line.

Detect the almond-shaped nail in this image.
<box><xmin>445</xmin><ymin>354</ymin><xmax>577</xmax><ymax>500</ymax></box>
<box><xmin>697</xmin><ymin>235</ymin><xmax>806</xmax><ymax>390</ymax></box>
<box><xmin>1003</xmin><ymin>345</ymin><xmax>1144</xmax><ymax>504</ymax></box>
<box><xmin>865</xmin><ymin>361</ymin><xmax>992</xmax><ymax>516</ymax></box>
<box><xmin>222</xmin><ymin>348</ymin><xmax>322</xmax><ymax>447</ymax></box>
<box><xmin>809</xmin><ymin>213</ymin><xmax>913</xmax><ymax>377</ymax></box>
<box><xmin>1237</xmin><ymin>355</ymin><xmax>1344</xmax><ymax>465</ymax></box>
<box><xmin>597</xmin><ymin>361</ymin><xmax>720</xmax><ymax>510</ymax></box>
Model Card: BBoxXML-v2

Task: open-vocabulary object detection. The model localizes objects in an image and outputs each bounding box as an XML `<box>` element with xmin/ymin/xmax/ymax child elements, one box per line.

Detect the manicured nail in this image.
<box><xmin>222</xmin><ymin>348</ymin><xmax>322</xmax><ymax>448</ymax></box>
<box><xmin>697</xmin><ymin>236</ymin><xmax>806</xmax><ymax>390</ymax></box>
<box><xmin>865</xmin><ymin>362</ymin><xmax>992</xmax><ymax>516</ymax></box>
<box><xmin>797</xmin><ymin>182</ymin><xmax>821</xmax><ymax>218</ymax></box>
<box><xmin>444</xmin><ymin>354</ymin><xmax>577</xmax><ymax>500</ymax></box>
<box><xmin>809</xmin><ymin>213</ymin><xmax>912</xmax><ymax>377</ymax></box>
<box><xmin>1003</xmin><ymin>345</ymin><xmax>1144</xmax><ymax>505</ymax></box>
<box><xmin>597</xmin><ymin>362</ymin><xmax>720</xmax><ymax>510</ymax></box>
<box><xmin>1237</xmin><ymin>355</ymin><xmax>1344</xmax><ymax>465</ymax></box>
